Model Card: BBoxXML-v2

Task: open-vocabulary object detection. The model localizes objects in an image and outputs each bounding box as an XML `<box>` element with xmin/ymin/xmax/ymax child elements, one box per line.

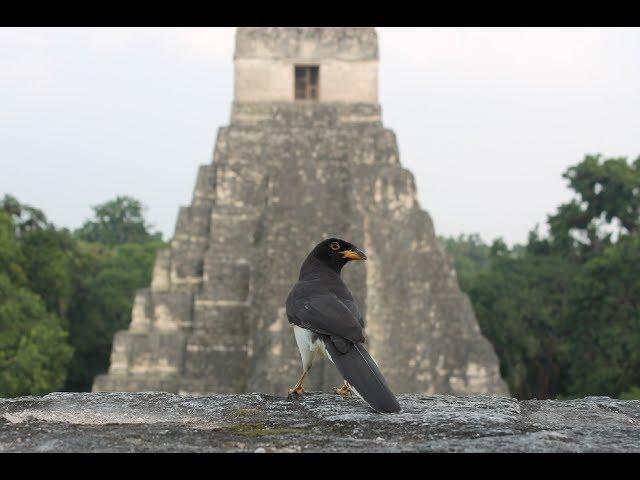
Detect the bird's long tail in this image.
<box><xmin>322</xmin><ymin>337</ymin><xmax>401</xmax><ymax>413</ymax></box>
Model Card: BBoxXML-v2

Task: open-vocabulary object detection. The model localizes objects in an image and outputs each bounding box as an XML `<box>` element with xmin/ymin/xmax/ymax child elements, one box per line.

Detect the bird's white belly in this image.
<box><xmin>294</xmin><ymin>325</ymin><xmax>326</xmax><ymax>355</ymax></box>
<box><xmin>293</xmin><ymin>326</ymin><xmax>331</xmax><ymax>368</ymax></box>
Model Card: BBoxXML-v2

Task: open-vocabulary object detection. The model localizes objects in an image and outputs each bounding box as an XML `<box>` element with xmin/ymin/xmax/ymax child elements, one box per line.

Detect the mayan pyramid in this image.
<box><xmin>93</xmin><ymin>27</ymin><xmax>508</xmax><ymax>396</ymax></box>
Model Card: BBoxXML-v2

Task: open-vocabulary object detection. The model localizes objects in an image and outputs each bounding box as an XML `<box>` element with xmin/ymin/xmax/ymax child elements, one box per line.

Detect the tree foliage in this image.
<box><xmin>468</xmin><ymin>244</ymin><xmax>577</xmax><ymax>399</ymax></box>
<box><xmin>0</xmin><ymin>274</ymin><xmax>73</xmax><ymax>397</ymax></box>
<box><xmin>64</xmin><ymin>240</ymin><xmax>162</xmax><ymax>391</ymax></box>
<box><xmin>565</xmin><ymin>235</ymin><xmax>640</xmax><ymax>397</ymax></box>
<box><xmin>75</xmin><ymin>196</ymin><xmax>162</xmax><ymax>245</ymax></box>
<box><xmin>0</xmin><ymin>210</ymin><xmax>73</xmax><ymax>397</ymax></box>
<box><xmin>1</xmin><ymin>194</ymin><xmax>50</xmax><ymax>235</ymax></box>
<box><xmin>444</xmin><ymin>154</ymin><xmax>640</xmax><ymax>400</ymax></box>
<box><xmin>439</xmin><ymin>234</ymin><xmax>492</xmax><ymax>292</ymax></box>
<box><xmin>547</xmin><ymin>154</ymin><xmax>640</xmax><ymax>259</ymax></box>
<box><xmin>0</xmin><ymin>195</ymin><xmax>165</xmax><ymax>397</ymax></box>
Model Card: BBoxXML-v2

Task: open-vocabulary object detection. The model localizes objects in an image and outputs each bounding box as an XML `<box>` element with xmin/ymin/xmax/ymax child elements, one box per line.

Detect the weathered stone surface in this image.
<box><xmin>94</xmin><ymin>27</ymin><xmax>508</xmax><ymax>396</ymax></box>
<box><xmin>235</xmin><ymin>27</ymin><xmax>378</xmax><ymax>61</ymax></box>
<box><xmin>1</xmin><ymin>392</ymin><xmax>639</xmax><ymax>452</ymax></box>
<box><xmin>234</xmin><ymin>27</ymin><xmax>379</xmax><ymax>103</ymax></box>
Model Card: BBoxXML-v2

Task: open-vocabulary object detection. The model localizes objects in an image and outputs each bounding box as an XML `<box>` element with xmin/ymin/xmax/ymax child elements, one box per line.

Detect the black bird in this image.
<box><xmin>285</xmin><ymin>238</ymin><xmax>401</xmax><ymax>413</ymax></box>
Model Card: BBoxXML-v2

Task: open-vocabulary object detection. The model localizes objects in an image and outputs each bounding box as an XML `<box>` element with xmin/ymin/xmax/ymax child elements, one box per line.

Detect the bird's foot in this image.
<box><xmin>335</xmin><ymin>382</ymin><xmax>352</xmax><ymax>397</ymax></box>
<box><xmin>287</xmin><ymin>385</ymin><xmax>306</xmax><ymax>399</ymax></box>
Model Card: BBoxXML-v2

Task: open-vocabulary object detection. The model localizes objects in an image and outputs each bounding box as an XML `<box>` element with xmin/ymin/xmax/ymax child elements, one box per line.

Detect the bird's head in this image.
<box><xmin>304</xmin><ymin>237</ymin><xmax>367</xmax><ymax>274</ymax></box>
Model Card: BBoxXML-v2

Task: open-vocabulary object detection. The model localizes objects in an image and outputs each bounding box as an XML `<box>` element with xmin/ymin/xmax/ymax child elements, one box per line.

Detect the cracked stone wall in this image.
<box><xmin>93</xmin><ymin>27</ymin><xmax>508</xmax><ymax>396</ymax></box>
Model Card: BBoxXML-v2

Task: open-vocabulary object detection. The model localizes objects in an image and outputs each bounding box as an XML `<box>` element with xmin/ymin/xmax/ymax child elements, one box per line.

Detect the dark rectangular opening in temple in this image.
<box><xmin>294</xmin><ymin>65</ymin><xmax>319</xmax><ymax>100</ymax></box>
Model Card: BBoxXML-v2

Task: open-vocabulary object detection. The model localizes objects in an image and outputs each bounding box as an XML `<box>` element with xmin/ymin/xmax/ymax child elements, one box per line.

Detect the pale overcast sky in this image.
<box><xmin>1</xmin><ymin>27</ymin><xmax>639</xmax><ymax>245</ymax></box>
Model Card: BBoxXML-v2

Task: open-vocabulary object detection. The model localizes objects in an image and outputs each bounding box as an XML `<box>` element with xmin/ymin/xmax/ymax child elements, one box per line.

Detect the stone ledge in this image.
<box><xmin>1</xmin><ymin>392</ymin><xmax>639</xmax><ymax>452</ymax></box>
<box><xmin>230</xmin><ymin>102</ymin><xmax>382</xmax><ymax>127</ymax></box>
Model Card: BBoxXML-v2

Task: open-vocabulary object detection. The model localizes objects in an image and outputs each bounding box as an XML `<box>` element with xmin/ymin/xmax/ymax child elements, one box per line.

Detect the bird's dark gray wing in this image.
<box><xmin>287</xmin><ymin>292</ymin><xmax>365</xmax><ymax>345</ymax></box>
<box><xmin>342</xmin><ymin>298</ymin><xmax>365</xmax><ymax>328</ymax></box>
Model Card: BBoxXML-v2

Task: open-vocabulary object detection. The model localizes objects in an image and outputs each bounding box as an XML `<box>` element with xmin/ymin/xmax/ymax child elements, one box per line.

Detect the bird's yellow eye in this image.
<box><xmin>330</xmin><ymin>242</ymin><xmax>340</xmax><ymax>251</ymax></box>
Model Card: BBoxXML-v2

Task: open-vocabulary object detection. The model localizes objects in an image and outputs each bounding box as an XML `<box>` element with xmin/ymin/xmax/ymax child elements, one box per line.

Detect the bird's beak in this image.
<box><xmin>341</xmin><ymin>247</ymin><xmax>367</xmax><ymax>261</ymax></box>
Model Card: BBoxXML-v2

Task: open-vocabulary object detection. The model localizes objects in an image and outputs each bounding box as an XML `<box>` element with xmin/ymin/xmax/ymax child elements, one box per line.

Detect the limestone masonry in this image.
<box><xmin>4</xmin><ymin>392</ymin><xmax>640</xmax><ymax>452</ymax></box>
<box><xmin>93</xmin><ymin>27</ymin><xmax>509</xmax><ymax>396</ymax></box>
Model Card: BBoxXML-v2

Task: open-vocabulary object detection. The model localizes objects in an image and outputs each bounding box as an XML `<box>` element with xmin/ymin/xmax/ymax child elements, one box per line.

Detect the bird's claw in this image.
<box><xmin>287</xmin><ymin>386</ymin><xmax>306</xmax><ymax>399</ymax></box>
<box><xmin>335</xmin><ymin>383</ymin><xmax>352</xmax><ymax>397</ymax></box>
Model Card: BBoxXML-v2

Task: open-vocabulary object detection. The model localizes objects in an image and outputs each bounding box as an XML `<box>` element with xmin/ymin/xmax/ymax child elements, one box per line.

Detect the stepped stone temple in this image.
<box><xmin>93</xmin><ymin>27</ymin><xmax>509</xmax><ymax>396</ymax></box>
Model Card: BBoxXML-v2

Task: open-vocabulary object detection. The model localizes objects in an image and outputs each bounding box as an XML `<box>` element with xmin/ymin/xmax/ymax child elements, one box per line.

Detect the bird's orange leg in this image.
<box><xmin>335</xmin><ymin>380</ymin><xmax>352</xmax><ymax>397</ymax></box>
<box><xmin>287</xmin><ymin>370</ymin><xmax>308</xmax><ymax>397</ymax></box>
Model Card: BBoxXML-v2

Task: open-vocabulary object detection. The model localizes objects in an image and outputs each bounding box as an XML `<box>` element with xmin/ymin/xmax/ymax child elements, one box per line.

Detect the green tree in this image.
<box><xmin>0</xmin><ymin>194</ymin><xmax>165</xmax><ymax>396</ymax></box>
<box><xmin>547</xmin><ymin>155</ymin><xmax>640</xmax><ymax>397</ymax></box>
<box><xmin>547</xmin><ymin>154</ymin><xmax>640</xmax><ymax>259</ymax></box>
<box><xmin>0</xmin><ymin>211</ymin><xmax>26</xmax><ymax>286</ymax></box>
<box><xmin>64</xmin><ymin>195</ymin><xmax>165</xmax><ymax>391</ymax></box>
<box><xmin>449</xmin><ymin>154</ymin><xmax>640</xmax><ymax>400</ymax></box>
<box><xmin>1</xmin><ymin>195</ymin><xmax>77</xmax><ymax>317</ymax></box>
<box><xmin>565</xmin><ymin>235</ymin><xmax>640</xmax><ymax>397</ymax></box>
<box><xmin>468</xmin><ymin>243</ymin><xmax>577</xmax><ymax>399</ymax></box>
<box><xmin>440</xmin><ymin>234</ymin><xmax>492</xmax><ymax>292</ymax></box>
<box><xmin>64</xmin><ymin>240</ymin><xmax>163</xmax><ymax>391</ymax></box>
<box><xmin>1</xmin><ymin>194</ymin><xmax>50</xmax><ymax>236</ymax></box>
<box><xmin>0</xmin><ymin>276</ymin><xmax>73</xmax><ymax>397</ymax></box>
<box><xmin>19</xmin><ymin>228</ymin><xmax>76</xmax><ymax>317</ymax></box>
<box><xmin>75</xmin><ymin>196</ymin><xmax>162</xmax><ymax>245</ymax></box>
<box><xmin>0</xmin><ymin>211</ymin><xmax>73</xmax><ymax>397</ymax></box>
